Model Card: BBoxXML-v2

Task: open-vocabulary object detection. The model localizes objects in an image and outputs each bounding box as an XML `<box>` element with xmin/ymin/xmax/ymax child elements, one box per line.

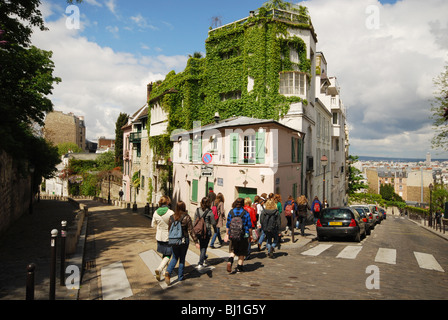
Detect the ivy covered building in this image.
<box><xmin>125</xmin><ymin>0</ymin><xmax>349</xmax><ymax>208</ymax></box>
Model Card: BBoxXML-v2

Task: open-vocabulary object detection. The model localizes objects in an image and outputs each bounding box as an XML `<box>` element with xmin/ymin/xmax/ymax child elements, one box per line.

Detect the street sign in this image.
<box><xmin>202</xmin><ymin>153</ymin><xmax>213</xmax><ymax>165</ymax></box>
<box><xmin>201</xmin><ymin>164</ymin><xmax>213</xmax><ymax>177</ymax></box>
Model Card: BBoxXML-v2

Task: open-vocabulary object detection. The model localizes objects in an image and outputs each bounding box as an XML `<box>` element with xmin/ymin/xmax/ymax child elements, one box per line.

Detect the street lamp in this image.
<box><xmin>321</xmin><ymin>155</ymin><xmax>328</xmax><ymax>206</ymax></box>
<box><xmin>108</xmin><ymin>172</ymin><xmax>111</xmax><ymax>204</ymax></box>
<box><xmin>429</xmin><ymin>183</ymin><xmax>433</xmax><ymax>227</ymax></box>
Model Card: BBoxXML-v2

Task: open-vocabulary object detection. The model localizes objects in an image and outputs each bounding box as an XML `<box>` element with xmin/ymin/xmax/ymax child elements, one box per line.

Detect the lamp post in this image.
<box><xmin>321</xmin><ymin>155</ymin><xmax>328</xmax><ymax>205</ymax></box>
<box><xmin>429</xmin><ymin>183</ymin><xmax>433</xmax><ymax>227</ymax></box>
<box><xmin>107</xmin><ymin>172</ymin><xmax>111</xmax><ymax>204</ymax></box>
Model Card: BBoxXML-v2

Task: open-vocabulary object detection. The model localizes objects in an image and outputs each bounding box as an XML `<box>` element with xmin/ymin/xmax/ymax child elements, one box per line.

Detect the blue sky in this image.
<box><xmin>33</xmin><ymin>0</ymin><xmax>448</xmax><ymax>159</ymax></box>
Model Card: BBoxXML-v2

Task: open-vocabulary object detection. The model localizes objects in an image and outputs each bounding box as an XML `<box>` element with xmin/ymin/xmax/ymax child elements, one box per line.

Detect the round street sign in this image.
<box><xmin>202</xmin><ymin>153</ymin><xmax>213</xmax><ymax>164</ymax></box>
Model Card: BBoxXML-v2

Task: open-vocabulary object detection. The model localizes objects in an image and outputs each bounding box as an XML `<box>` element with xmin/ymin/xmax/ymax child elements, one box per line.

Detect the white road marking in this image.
<box><xmin>139</xmin><ymin>250</ymin><xmax>178</xmax><ymax>289</ymax></box>
<box><xmin>100</xmin><ymin>261</ymin><xmax>133</xmax><ymax>300</ymax></box>
<box><xmin>301</xmin><ymin>244</ymin><xmax>332</xmax><ymax>256</ymax></box>
<box><xmin>375</xmin><ymin>248</ymin><xmax>396</xmax><ymax>265</ymax></box>
<box><xmin>336</xmin><ymin>245</ymin><xmax>363</xmax><ymax>259</ymax></box>
<box><xmin>414</xmin><ymin>252</ymin><xmax>445</xmax><ymax>272</ymax></box>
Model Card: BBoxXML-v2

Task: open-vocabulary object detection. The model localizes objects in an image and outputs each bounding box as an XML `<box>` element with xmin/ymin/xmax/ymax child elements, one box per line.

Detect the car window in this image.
<box><xmin>322</xmin><ymin>209</ymin><xmax>352</xmax><ymax>220</ymax></box>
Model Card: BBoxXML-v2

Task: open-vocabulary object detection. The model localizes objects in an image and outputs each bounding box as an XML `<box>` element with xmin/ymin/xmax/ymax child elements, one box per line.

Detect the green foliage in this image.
<box><xmin>115</xmin><ymin>112</ymin><xmax>128</xmax><ymax>168</ymax></box>
<box><xmin>57</xmin><ymin>142</ymin><xmax>83</xmax><ymax>156</ymax></box>
<box><xmin>347</xmin><ymin>155</ymin><xmax>366</xmax><ymax>195</ymax></box>
<box><xmin>380</xmin><ymin>183</ymin><xmax>404</xmax><ymax>202</ymax></box>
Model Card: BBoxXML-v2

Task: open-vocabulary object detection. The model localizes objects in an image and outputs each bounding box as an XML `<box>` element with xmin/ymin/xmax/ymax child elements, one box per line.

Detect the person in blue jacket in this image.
<box><xmin>311</xmin><ymin>196</ymin><xmax>322</xmax><ymax>224</ymax></box>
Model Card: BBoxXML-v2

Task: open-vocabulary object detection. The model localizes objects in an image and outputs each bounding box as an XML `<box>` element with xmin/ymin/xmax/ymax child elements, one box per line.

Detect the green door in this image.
<box><xmin>238</xmin><ymin>187</ymin><xmax>257</xmax><ymax>202</ymax></box>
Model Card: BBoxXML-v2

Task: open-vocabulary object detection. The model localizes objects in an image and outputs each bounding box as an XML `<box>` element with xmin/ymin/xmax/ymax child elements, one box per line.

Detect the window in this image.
<box><xmin>230</xmin><ymin>131</ymin><xmax>265</xmax><ymax>164</ymax></box>
<box><xmin>220</xmin><ymin>90</ymin><xmax>242</xmax><ymax>101</ymax></box>
<box><xmin>333</xmin><ymin>112</ymin><xmax>338</xmax><ymax>125</ymax></box>
<box><xmin>291</xmin><ymin>137</ymin><xmax>303</xmax><ymax>163</ymax></box>
<box><xmin>279</xmin><ymin>72</ymin><xmax>306</xmax><ymax>96</ymax></box>
<box><xmin>243</xmin><ymin>135</ymin><xmax>255</xmax><ymax>163</ymax></box>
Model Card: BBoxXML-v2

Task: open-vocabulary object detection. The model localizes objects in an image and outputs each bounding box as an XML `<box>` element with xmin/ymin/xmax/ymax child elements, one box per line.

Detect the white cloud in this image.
<box><xmin>32</xmin><ymin>4</ymin><xmax>188</xmax><ymax>141</ymax></box>
<box><xmin>301</xmin><ymin>0</ymin><xmax>448</xmax><ymax>158</ymax></box>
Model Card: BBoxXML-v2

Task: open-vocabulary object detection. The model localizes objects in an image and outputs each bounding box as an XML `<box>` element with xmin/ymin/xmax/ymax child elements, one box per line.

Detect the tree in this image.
<box><xmin>348</xmin><ymin>155</ymin><xmax>366</xmax><ymax>195</ymax></box>
<box><xmin>0</xmin><ymin>0</ymin><xmax>81</xmax><ymax>185</ymax></box>
<box><xmin>430</xmin><ymin>64</ymin><xmax>448</xmax><ymax>151</ymax></box>
<box><xmin>114</xmin><ymin>113</ymin><xmax>128</xmax><ymax>168</ymax></box>
<box><xmin>57</xmin><ymin>142</ymin><xmax>83</xmax><ymax>156</ymax></box>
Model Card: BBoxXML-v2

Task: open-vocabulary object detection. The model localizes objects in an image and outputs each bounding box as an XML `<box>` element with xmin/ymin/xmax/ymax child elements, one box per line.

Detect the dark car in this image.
<box><xmin>379</xmin><ymin>207</ymin><xmax>386</xmax><ymax>220</ymax></box>
<box><xmin>350</xmin><ymin>205</ymin><xmax>373</xmax><ymax>235</ymax></box>
<box><xmin>317</xmin><ymin>207</ymin><xmax>367</xmax><ymax>242</ymax></box>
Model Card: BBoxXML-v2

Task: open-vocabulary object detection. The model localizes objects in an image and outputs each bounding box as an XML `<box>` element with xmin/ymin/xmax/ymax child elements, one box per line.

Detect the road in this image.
<box><xmin>79</xmin><ymin>200</ymin><xmax>448</xmax><ymax>301</ymax></box>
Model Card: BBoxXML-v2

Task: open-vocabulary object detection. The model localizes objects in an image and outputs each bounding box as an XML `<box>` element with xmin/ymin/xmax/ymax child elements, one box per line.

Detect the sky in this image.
<box><xmin>31</xmin><ymin>0</ymin><xmax>448</xmax><ymax>159</ymax></box>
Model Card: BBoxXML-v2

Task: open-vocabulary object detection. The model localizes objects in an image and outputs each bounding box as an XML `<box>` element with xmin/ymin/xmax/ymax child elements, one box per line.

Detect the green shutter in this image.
<box><xmin>297</xmin><ymin>138</ymin><xmax>303</xmax><ymax>163</ymax></box>
<box><xmin>189</xmin><ymin>139</ymin><xmax>192</xmax><ymax>162</ymax></box>
<box><xmin>256</xmin><ymin>132</ymin><xmax>265</xmax><ymax>164</ymax></box>
<box><xmin>230</xmin><ymin>133</ymin><xmax>239</xmax><ymax>163</ymax></box>
<box><xmin>192</xmin><ymin>179</ymin><xmax>198</xmax><ymax>202</ymax></box>
<box><xmin>291</xmin><ymin>137</ymin><xmax>296</xmax><ymax>162</ymax></box>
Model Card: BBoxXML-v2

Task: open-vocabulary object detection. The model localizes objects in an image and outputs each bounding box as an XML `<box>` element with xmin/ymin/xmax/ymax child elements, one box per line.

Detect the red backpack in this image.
<box><xmin>313</xmin><ymin>202</ymin><xmax>321</xmax><ymax>212</ymax></box>
<box><xmin>284</xmin><ymin>203</ymin><xmax>293</xmax><ymax>217</ymax></box>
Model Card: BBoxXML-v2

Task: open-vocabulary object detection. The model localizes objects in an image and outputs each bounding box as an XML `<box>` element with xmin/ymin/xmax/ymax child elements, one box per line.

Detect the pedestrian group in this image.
<box><xmin>151</xmin><ymin>189</ymin><xmax>328</xmax><ymax>285</ymax></box>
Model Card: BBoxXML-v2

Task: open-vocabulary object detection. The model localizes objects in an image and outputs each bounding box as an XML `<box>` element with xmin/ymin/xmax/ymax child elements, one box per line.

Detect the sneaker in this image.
<box><xmin>164</xmin><ymin>272</ymin><xmax>170</xmax><ymax>285</ymax></box>
<box><xmin>236</xmin><ymin>265</ymin><xmax>244</xmax><ymax>273</ymax></box>
<box><xmin>155</xmin><ymin>269</ymin><xmax>161</xmax><ymax>281</ymax></box>
<box><xmin>197</xmin><ymin>264</ymin><xmax>203</xmax><ymax>270</ymax></box>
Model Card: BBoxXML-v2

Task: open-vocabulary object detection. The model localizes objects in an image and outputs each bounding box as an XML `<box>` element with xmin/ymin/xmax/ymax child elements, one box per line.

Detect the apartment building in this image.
<box><xmin>44</xmin><ymin>111</ymin><xmax>86</xmax><ymax>151</ymax></box>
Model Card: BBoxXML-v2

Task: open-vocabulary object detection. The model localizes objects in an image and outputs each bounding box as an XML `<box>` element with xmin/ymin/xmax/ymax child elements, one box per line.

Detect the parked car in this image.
<box><xmin>367</xmin><ymin>204</ymin><xmax>381</xmax><ymax>224</ymax></box>
<box><xmin>317</xmin><ymin>207</ymin><xmax>367</xmax><ymax>242</ymax></box>
<box><xmin>350</xmin><ymin>205</ymin><xmax>373</xmax><ymax>235</ymax></box>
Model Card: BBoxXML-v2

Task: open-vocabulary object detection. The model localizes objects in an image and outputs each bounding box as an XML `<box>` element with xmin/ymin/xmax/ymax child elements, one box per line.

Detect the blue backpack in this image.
<box><xmin>168</xmin><ymin>215</ymin><xmax>187</xmax><ymax>246</ymax></box>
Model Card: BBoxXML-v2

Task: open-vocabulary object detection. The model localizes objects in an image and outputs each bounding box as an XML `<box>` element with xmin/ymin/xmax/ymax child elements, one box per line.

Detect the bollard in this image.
<box><xmin>60</xmin><ymin>221</ymin><xmax>67</xmax><ymax>286</ymax></box>
<box><xmin>50</xmin><ymin>229</ymin><xmax>58</xmax><ymax>300</ymax></box>
<box><xmin>144</xmin><ymin>203</ymin><xmax>149</xmax><ymax>215</ymax></box>
<box><xmin>291</xmin><ymin>216</ymin><xmax>295</xmax><ymax>243</ymax></box>
<box><xmin>26</xmin><ymin>263</ymin><xmax>36</xmax><ymax>300</ymax></box>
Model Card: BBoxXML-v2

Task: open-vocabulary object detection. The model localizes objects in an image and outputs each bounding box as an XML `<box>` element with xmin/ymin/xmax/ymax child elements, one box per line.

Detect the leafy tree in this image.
<box><xmin>114</xmin><ymin>113</ymin><xmax>128</xmax><ymax>168</ymax></box>
<box><xmin>347</xmin><ymin>155</ymin><xmax>366</xmax><ymax>195</ymax></box>
<box><xmin>430</xmin><ymin>64</ymin><xmax>448</xmax><ymax>151</ymax></box>
<box><xmin>57</xmin><ymin>142</ymin><xmax>83</xmax><ymax>156</ymax></box>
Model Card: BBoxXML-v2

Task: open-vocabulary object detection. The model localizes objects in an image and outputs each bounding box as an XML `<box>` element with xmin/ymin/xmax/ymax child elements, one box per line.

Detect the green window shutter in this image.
<box><xmin>291</xmin><ymin>137</ymin><xmax>296</xmax><ymax>163</ymax></box>
<box><xmin>192</xmin><ymin>179</ymin><xmax>198</xmax><ymax>202</ymax></box>
<box><xmin>189</xmin><ymin>139</ymin><xmax>192</xmax><ymax>162</ymax></box>
<box><xmin>297</xmin><ymin>138</ymin><xmax>303</xmax><ymax>163</ymax></box>
<box><xmin>256</xmin><ymin>132</ymin><xmax>265</xmax><ymax>164</ymax></box>
<box><xmin>230</xmin><ymin>133</ymin><xmax>239</xmax><ymax>163</ymax></box>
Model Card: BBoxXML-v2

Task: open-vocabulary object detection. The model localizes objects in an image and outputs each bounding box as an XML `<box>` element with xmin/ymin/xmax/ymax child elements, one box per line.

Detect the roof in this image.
<box><xmin>171</xmin><ymin>116</ymin><xmax>303</xmax><ymax>138</ymax></box>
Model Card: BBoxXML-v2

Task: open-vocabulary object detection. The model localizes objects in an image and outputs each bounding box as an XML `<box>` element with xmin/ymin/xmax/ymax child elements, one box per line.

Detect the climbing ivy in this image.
<box><xmin>147</xmin><ymin>0</ymin><xmax>313</xmax><ymax>152</ymax></box>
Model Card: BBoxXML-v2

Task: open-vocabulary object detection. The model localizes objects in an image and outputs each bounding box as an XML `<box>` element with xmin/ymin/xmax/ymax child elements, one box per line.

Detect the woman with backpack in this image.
<box><xmin>193</xmin><ymin>197</ymin><xmax>216</xmax><ymax>270</ymax></box>
<box><xmin>260</xmin><ymin>199</ymin><xmax>281</xmax><ymax>258</ymax></box>
<box><xmin>151</xmin><ymin>195</ymin><xmax>175</xmax><ymax>281</ymax></box>
<box><xmin>296</xmin><ymin>195</ymin><xmax>311</xmax><ymax>236</ymax></box>
<box><xmin>283</xmin><ymin>195</ymin><xmax>297</xmax><ymax>236</ymax></box>
<box><xmin>165</xmin><ymin>201</ymin><xmax>200</xmax><ymax>285</ymax></box>
<box><xmin>210</xmin><ymin>193</ymin><xmax>225</xmax><ymax>248</ymax></box>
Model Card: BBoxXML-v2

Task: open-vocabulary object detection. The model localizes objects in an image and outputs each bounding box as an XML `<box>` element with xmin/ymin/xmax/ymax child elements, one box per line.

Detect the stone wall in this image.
<box><xmin>0</xmin><ymin>151</ymin><xmax>32</xmax><ymax>237</ymax></box>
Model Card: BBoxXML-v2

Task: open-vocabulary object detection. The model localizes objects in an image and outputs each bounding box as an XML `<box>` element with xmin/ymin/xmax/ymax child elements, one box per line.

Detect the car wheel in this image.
<box><xmin>366</xmin><ymin>227</ymin><xmax>371</xmax><ymax>235</ymax></box>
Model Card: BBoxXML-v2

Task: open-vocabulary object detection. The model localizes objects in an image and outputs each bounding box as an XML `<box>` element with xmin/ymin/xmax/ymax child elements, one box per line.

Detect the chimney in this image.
<box><xmin>214</xmin><ymin>112</ymin><xmax>220</xmax><ymax>124</ymax></box>
<box><xmin>249</xmin><ymin>11</ymin><xmax>255</xmax><ymax>17</ymax></box>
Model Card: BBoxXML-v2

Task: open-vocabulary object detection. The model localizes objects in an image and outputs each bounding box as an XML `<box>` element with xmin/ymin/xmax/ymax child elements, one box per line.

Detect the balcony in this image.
<box><xmin>130</xmin><ymin>131</ymin><xmax>142</xmax><ymax>144</ymax></box>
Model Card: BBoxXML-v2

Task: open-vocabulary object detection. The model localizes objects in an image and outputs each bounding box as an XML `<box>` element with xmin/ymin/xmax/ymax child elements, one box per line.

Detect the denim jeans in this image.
<box><xmin>210</xmin><ymin>227</ymin><xmax>222</xmax><ymax>247</ymax></box>
<box><xmin>258</xmin><ymin>230</ymin><xmax>266</xmax><ymax>244</ymax></box>
<box><xmin>265</xmin><ymin>231</ymin><xmax>279</xmax><ymax>253</ymax></box>
<box><xmin>198</xmin><ymin>233</ymin><xmax>211</xmax><ymax>265</ymax></box>
<box><xmin>166</xmin><ymin>239</ymin><xmax>189</xmax><ymax>281</ymax></box>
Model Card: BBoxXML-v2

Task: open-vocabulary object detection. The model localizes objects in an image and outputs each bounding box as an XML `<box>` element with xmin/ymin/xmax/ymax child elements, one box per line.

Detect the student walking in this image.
<box><xmin>225</xmin><ymin>198</ymin><xmax>252</xmax><ymax>273</ymax></box>
<box><xmin>283</xmin><ymin>196</ymin><xmax>297</xmax><ymax>235</ymax></box>
<box><xmin>256</xmin><ymin>194</ymin><xmax>267</xmax><ymax>251</ymax></box>
<box><xmin>296</xmin><ymin>195</ymin><xmax>310</xmax><ymax>236</ymax></box>
<box><xmin>311</xmin><ymin>196</ymin><xmax>322</xmax><ymax>224</ymax></box>
<box><xmin>194</xmin><ymin>197</ymin><xmax>216</xmax><ymax>270</ymax></box>
<box><xmin>244</xmin><ymin>197</ymin><xmax>257</xmax><ymax>258</ymax></box>
<box><xmin>151</xmin><ymin>195</ymin><xmax>175</xmax><ymax>280</ymax></box>
<box><xmin>260</xmin><ymin>198</ymin><xmax>281</xmax><ymax>258</ymax></box>
<box><xmin>210</xmin><ymin>193</ymin><xmax>225</xmax><ymax>248</ymax></box>
<box><xmin>165</xmin><ymin>201</ymin><xmax>200</xmax><ymax>285</ymax></box>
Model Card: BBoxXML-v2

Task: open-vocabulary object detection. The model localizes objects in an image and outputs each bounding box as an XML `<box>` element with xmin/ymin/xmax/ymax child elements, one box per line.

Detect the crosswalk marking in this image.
<box><xmin>100</xmin><ymin>261</ymin><xmax>133</xmax><ymax>300</ymax></box>
<box><xmin>374</xmin><ymin>248</ymin><xmax>396</xmax><ymax>265</ymax></box>
<box><xmin>336</xmin><ymin>245</ymin><xmax>363</xmax><ymax>259</ymax></box>
<box><xmin>414</xmin><ymin>252</ymin><xmax>445</xmax><ymax>272</ymax></box>
<box><xmin>301</xmin><ymin>244</ymin><xmax>332</xmax><ymax>256</ymax></box>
